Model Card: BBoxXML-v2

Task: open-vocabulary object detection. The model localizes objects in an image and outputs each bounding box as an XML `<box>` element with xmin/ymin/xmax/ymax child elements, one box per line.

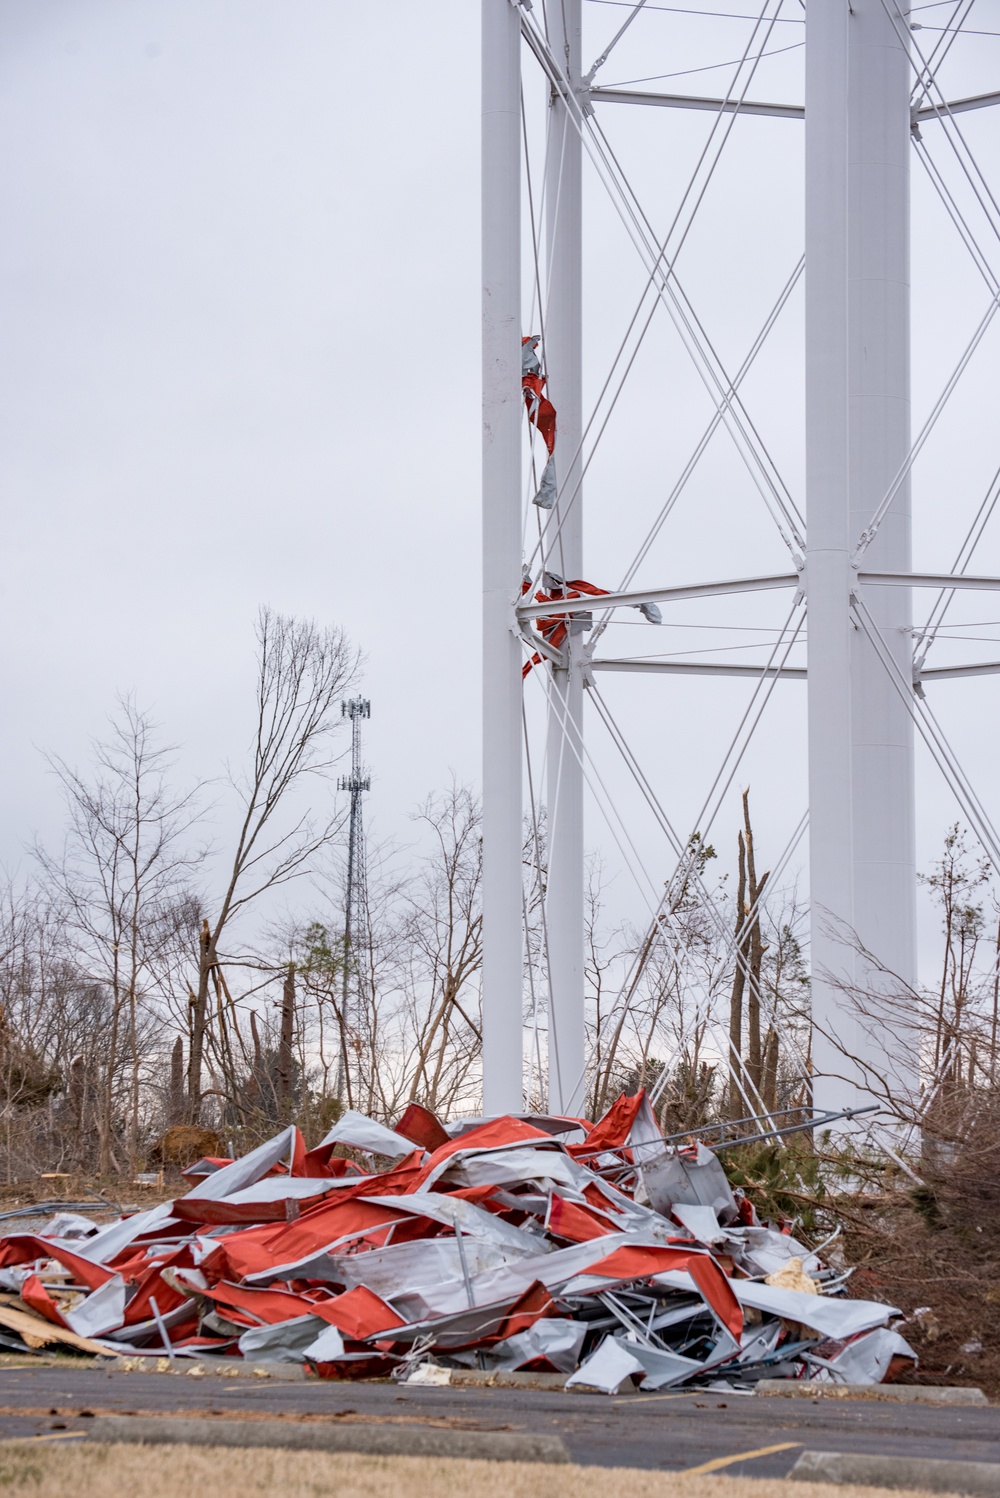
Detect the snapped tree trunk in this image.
<box><xmin>68</xmin><ymin>1054</ymin><xmax>86</xmax><ymax>1166</ymax></box>
<box><xmin>168</xmin><ymin>1037</ymin><xmax>185</xmax><ymax>1125</ymax></box>
<box><xmin>761</xmin><ymin>1025</ymin><xmax>779</xmax><ymax>1111</ymax></box>
<box><xmin>728</xmin><ymin>830</ymin><xmax>747</xmax><ymax>1119</ymax></box>
<box><xmin>187</xmin><ymin>919</ymin><xmax>212</xmax><ymax>1123</ymax></box>
<box><xmin>740</xmin><ymin>789</ymin><xmax>770</xmax><ymax>1101</ymax></box>
<box><xmin>278</xmin><ymin>963</ymin><xmax>295</xmax><ymax>1121</ymax></box>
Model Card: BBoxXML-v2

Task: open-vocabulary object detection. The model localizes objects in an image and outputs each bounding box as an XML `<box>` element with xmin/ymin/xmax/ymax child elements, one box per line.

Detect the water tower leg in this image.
<box><xmin>481</xmin><ymin>0</ymin><xmax>524</xmax><ymax>1116</ymax></box>
<box><xmin>807</xmin><ymin>0</ymin><xmax>915</xmax><ymax>1115</ymax></box>
<box><xmin>544</xmin><ymin>0</ymin><xmax>587</xmax><ymax>1117</ymax></box>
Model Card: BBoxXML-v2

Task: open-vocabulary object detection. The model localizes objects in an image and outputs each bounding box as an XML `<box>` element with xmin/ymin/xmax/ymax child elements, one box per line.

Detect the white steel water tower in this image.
<box><xmin>481</xmin><ymin>0</ymin><xmax>1000</xmax><ymax>1121</ymax></box>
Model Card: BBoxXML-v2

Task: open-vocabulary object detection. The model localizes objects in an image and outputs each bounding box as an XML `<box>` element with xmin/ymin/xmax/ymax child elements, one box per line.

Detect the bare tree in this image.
<box><xmin>590</xmin><ymin>833</ymin><xmax>718</xmax><ymax>1117</ymax></box>
<box><xmin>728</xmin><ymin>789</ymin><xmax>770</xmax><ymax>1116</ymax></box>
<box><xmin>920</xmin><ymin>823</ymin><xmax>991</xmax><ymax>1084</ymax></box>
<box><xmin>187</xmin><ymin>608</ymin><xmax>359</xmax><ymax>1121</ymax></box>
<box><xmin>813</xmin><ymin>825</ymin><xmax>1000</xmax><ymax>1132</ymax></box>
<box><xmin>35</xmin><ymin>698</ymin><xmax>201</xmax><ymax>1171</ymax></box>
<box><xmin>400</xmin><ymin>783</ymin><xmax>483</xmax><ymax>1115</ymax></box>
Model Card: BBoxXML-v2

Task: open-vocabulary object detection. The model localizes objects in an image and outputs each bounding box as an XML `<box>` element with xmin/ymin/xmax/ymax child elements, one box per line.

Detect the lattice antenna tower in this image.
<box><xmin>336</xmin><ymin>697</ymin><xmax>371</xmax><ymax>1105</ymax></box>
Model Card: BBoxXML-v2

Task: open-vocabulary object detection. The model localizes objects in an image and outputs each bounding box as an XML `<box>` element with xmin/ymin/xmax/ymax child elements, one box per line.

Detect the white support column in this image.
<box><xmin>482</xmin><ymin>0</ymin><xmax>524</xmax><ymax>1115</ymax></box>
<box><xmin>806</xmin><ymin>0</ymin><xmax>857</xmax><ymax>1113</ymax></box>
<box><xmin>807</xmin><ymin>0</ymin><xmax>915</xmax><ymax>1114</ymax></box>
<box><xmin>848</xmin><ymin>0</ymin><xmax>916</xmax><ymax>1105</ymax></box>
<box><xmin>544</xmin><ymin>0</ymin><xmax>587</xmax><ymax>1117</ymax></box>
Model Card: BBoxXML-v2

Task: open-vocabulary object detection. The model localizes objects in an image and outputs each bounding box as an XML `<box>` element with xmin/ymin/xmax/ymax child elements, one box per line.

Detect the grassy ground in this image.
<box><xmin>0</xmin><ymin>1441</ymin><xmax>969</xmax><ymax>1498</ymax></box>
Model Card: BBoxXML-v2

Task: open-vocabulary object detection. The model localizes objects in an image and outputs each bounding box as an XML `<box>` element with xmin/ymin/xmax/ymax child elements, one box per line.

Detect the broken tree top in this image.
<box><xmin>0</xmin><ymin>1093</ymin><xmax>913</xmax><ymax>1392</ymax></box>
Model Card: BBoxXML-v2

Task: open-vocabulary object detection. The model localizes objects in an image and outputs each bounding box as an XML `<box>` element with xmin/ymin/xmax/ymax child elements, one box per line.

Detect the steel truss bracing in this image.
<box><xmin>481</xmin><ymin>0</ymin><xmax>1000</xmax><ymax>1120</ymax></box>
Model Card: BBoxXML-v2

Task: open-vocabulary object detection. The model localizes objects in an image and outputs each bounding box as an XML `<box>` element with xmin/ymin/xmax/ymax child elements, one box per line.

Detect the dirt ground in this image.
<box><xmin>0</xmin><ymin>1441</ymin><xmax>972</xmax><ymax>1498</ymax></box>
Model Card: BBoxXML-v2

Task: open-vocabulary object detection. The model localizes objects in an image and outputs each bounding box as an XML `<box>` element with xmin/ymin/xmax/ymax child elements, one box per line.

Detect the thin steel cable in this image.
<box><xmin>616</xmin><ymin>257</ymin><xmax>804</xmax><ymax>591</ymax></box>
<box><xmin>586</xmin><ymin>0</ymin><xmax>804</xmax><ymax>18</ymax></box>
<box><xmin>580</xmin><ymin>597</ymin><xmax>805</xmax><ymax>1043</ymax></box>
<box><xmin>586</xmin><ymin>258</ymin><xmax>804</xmax><ymax>652</ymax></box>
<box><xmin>590</xmin><ymin>679</ymin><xmax>812</xmax><ymax>1080</ymax></box>
<box><xmin>529</xmin><ymin>661</ymin><xmax>668</xmax><ymax>909</ymax></box>
<box><xmin>646</xmin><ymin>818</ymin><xmax>810</xmax><ymax>1111</ymax></box>
<box><xmin>852</xmin><ymin>597</ymin><xmax>1000</xmax><ymax>867</ymax></box>
<box><xmin>522</xmin><ymin>90</ymin><xmax>550</xmax><ymax>537</ymax></box>
<box><xmin>850</xmin><ymin>4</ymin><xmax>1000</xmax><ymax>563</ymax></box>
<box><xmin>520</xmin><ymin>4</ymin><xmax>806</xmax><ymax>573</ymax></box>
<box><xmin>528</xmin><ymin>636</ymin><xmax>804</xmax><ymax>1116</ymax></box>
<box><xmin>526</xmin><ymin>3</ymin><xmax>802</xmax><ymax>581</ymax></box>
<box><xmin>913</xmin><ymin>138</ymin><xmax>998</xmax><ymax>295</ymax></box>
<box><xmin>910</xmin><ymin>0</ymin><xmax>975</xmax><ymax>106</ymax></box>
<box><xmin>884</xmin><ymin>0</ymin><xmax>1000</xmax><ymax>257</ymax></box>
<box><xmin>523</xmin><ymin>698</ymin><xmax>555</xmax><ymax>1108</ymax></box>
<box><xmin>592</xmin><ymin>635</ymin><xmax>803</xmax><ymax>658</ymax></box>
<box><xmin>591</xmin><ymin>105</ymin><xmax>806</xmax><ymax>539</ymax></box>
<box><xmin>590</xmin><ymin>683</ymin><xmax>812</xmax><ymax>1075</ymax></box>
<box><xmin>602</xmin><ymin>39</ymin><xmax>803</xmax><ymax>86</ymax></box>
<box><xmin>913</xmin><ymin>457</ymin><xmax>1000</xmax><ymax>669</ymax></box>
<box><xmin>914</xmin><ymin>24</ymin><xmax>1000</xmax><ymax>34</ymax></box>
<box><xmin>853</xmin><ymin>285</ymin><xmax>1000</xmax><ymax>562</ymax></box>
<box><xmin>586</xmin><ymin>0</ymin><xmax>651</xmax><ymax>79</ymax></box>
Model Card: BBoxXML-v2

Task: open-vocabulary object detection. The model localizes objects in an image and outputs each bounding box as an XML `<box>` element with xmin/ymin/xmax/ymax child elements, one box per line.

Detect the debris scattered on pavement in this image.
<box><xmin>0</xmin><ymin>1094</ymin><xmax>915</xmax><ymax>1392</ymax></box>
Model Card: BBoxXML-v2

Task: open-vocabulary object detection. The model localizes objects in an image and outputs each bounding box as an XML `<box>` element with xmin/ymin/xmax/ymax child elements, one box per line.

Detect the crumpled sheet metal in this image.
<box><xmin>0</xmin><ymin>1092</ymin><xmax>911</xmax><ymax>1392</ymax></box>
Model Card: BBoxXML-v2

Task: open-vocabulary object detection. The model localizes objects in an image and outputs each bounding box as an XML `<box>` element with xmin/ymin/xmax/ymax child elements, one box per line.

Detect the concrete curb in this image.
<box><xmin>756</xmin><ymin>1381</ymin><xmax>988</xmax><ymax>1406</ymax></box>
<box><xmin>790</xmin><ymin>1449</ymin><xmax>1000</xmax><ymax>1494</ymax></box>
<box><xmin>89</xmin><ymin>1414</ymin><xmax>571</xmax><ymax>1465</ymax></box>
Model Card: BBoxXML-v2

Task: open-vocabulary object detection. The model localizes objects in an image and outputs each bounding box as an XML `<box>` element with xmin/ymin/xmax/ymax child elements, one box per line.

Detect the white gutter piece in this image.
<box><xmin>810</xmin><ymin>1327</ymin><xmax>916</xmax><ymax>1384</ymax></box>
<box><xmin>486</xmin><ymin>1318</ymin><xmax>586</xmax><ymax>1372</ymax></box>
<box><xmin>565</xmin><ymin>1335</ymin><xmax>647</xmax><ymax>1394</ymax></box>
<box><xmin>97</xmin><ymin>1298</ymin><xmax>198</xmax><ymax>1348</ymax></box>
<box><xmin>237</xmin><ymin>1314</ymin><xmax>329</xmax><ymax>1362</ymax></box>
<box><xmin>621</xmin><ymin>1341</ymin><xmax>708</xmax><ymax>1390</ymax></box>
<box><xmin>419</xmin><ymin>1137</ymin><xmax>576</xmax><ymax>1193</ymax></box>
<box><xmin>364</xmin><ymin>1192</ymin><xmax>547</xmax><ymax>1255</ymax></box>
<box><xmin>184</xmin><ymin>1125</ymin><xmax>300</xmax><ymax>1201</ymax></box>
<box><xmin>336</xmin><ymin>1237</ymin><xmax>522</xmax><ymax>1307</ymax></box>
<box><xmin>626</xmin><ymin>1094</ymin><xmax>667</xmax><ymax>1156</ymax></box>
<box><xmin>440</xmin><ymin>1146</ymin><xmax>579</xmax><ymax>1190</ymax></box>
<box><xmin>380</xmin><ymin>1297</ymin><xmax>542</xmax><ymax>1348</ymax></box>
<box><xmin>302</xmin><ymin>1322</ymin><xmax>346</xmax><ymax>1361</ymax></box>
<box><xmin>72</xmin><ymin>1202</ymin><xmax>179</xmax><ymax>1265</ymax></box>
<box><xmin>63</xmin><ymin>1274</ymin><xmax>126</xmax><ymax>1338</ymax></box>
<box><xmin>241</xmin><ymin>1220</ymin><xmax>415</xmax><ymax>1285</ymax></box>
<box><xmin>318</xmin><ymin>1111</ymin><xmax>421</xmax><ymax>1160</ymax></box>
<box><xmin>395</xmin><ymin>1232</ymin><xmax>661</xmax><ymax>1320</ymax></box>
<box><xmin>670</xmin><ymin>1203</ymin><xmax>726</xmax><ymax>1246</ymax></box>
<box><xmin>651</xmin><ymin>1268</ymin><xmax>899</xmax><ymax>1339</ymax></box>
<box><xmin>733</xmin><ymin>1280</ymin><xmax>900</xmax><ymax>1337</ymax></box>
<box><xmin>41</xmin><ymin>1213</ymin><xmax>99</xmax><ymax>1239</ymax></box>
<box><xmin>207</xmin><ymin>1177</ymin><xmax>362</xmax><ymax>1206</ymax></box>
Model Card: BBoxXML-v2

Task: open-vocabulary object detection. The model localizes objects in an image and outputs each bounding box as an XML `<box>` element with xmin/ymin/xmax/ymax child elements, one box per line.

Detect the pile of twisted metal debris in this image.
<box><xmin>0</xmin><ymin>1094</ymin><xmax>915</xmax><ymax>1393</ymax></box>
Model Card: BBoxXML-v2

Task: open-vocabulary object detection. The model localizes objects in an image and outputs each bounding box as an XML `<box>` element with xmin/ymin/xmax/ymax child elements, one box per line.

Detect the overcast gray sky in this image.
<box><xmin>2</xmin><ymin>0</ymin><xmax>1000</xmax><ymax>969</ymax></box>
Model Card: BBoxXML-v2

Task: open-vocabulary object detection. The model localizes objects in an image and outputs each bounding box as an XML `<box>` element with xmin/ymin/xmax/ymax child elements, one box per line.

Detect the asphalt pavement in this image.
<box><xmin>0</xmin><ymin>1365</ymin><xmax>996</xmax><ymax>1475</ymax></box>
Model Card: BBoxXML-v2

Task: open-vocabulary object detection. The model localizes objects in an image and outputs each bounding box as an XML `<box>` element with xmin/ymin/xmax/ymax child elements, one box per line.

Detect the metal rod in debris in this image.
<box><xmin>149</xmin><ymin>1296</ymin><xmax>175</xmax><ymax>1362</ymax></box>
<box><xmin>454</xmin><ymin>1227</ymin><xmax>476</xmax><ymax>1310</ymax></box>
<box><xmin>585</xmin><ymin>1103</ymin><xmax>881</xmax><ymax>1180</ymax></box>
<box><xmin>707</xmin><ymin>1104</ymin><xmax>880</xmax><ymax>1152</ymax></box>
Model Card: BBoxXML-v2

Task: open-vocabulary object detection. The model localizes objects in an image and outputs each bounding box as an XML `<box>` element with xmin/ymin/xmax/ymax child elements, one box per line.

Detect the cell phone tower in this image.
<box><xmin>336</xmin><ymin>697</ymin><xmax>371</xmax><ymax>1106</ymax></box>
<box><xmin>481</xmin><ymin>0</ymin><xmax>1000</xmax><ymax>1123</ymax></box>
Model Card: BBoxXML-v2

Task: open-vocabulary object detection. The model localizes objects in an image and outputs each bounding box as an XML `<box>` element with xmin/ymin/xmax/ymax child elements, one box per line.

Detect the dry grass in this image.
<box><xmin>0</xmin><ymin>1441</ymin><xmax>969</xmax><ymax>1498</ymax></box>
